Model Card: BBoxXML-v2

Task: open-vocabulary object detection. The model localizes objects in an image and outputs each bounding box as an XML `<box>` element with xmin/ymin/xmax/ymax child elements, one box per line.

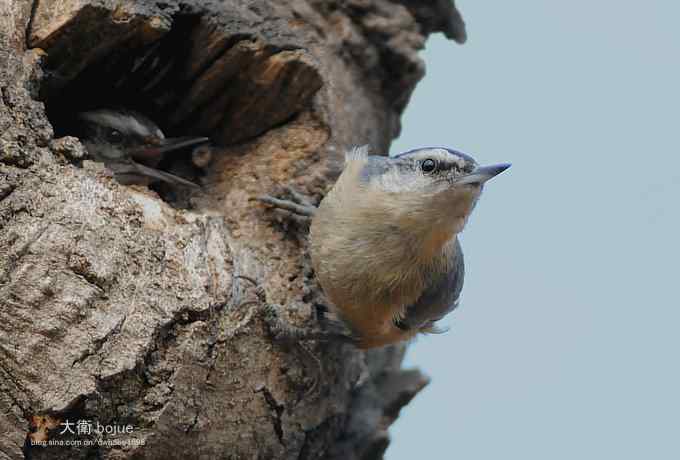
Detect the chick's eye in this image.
<box><xmin>108</xmin><ymin>129</ymin><xmax>122</xmax><ymax>142</ymax></box>
<box><xmin>421</xmin><ymin>158</ymin><xmax>437</xmax><ymax>173</ymax></box>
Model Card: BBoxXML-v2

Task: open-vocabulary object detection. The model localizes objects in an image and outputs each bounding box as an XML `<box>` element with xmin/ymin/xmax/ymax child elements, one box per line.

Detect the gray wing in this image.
<box><xmin>395</xmin><ymin>238</ymin><xmax>465</xmax><ymax>331</ymax></box>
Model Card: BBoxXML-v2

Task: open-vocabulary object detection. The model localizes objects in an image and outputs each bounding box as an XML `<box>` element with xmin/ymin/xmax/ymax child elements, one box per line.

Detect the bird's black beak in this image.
<box><xmin>456</xmin><ymin>163</ymin><xmax>511</xmax><ymax>185</ymax></box>
<box><xmin>135</xmin><ymin>136</ymin><xmax>210</xmax><ymax>162</ymax></box>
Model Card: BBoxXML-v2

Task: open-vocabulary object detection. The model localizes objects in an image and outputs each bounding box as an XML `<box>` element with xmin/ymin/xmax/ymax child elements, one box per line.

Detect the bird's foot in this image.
<box><xmin>260</xmin><ymin>303</ymin><xmax>353</xmax><ymax>344</ymax></box>
<box><xmin>260</xmin><ymin>303</ymin><xmax>358</xmax><ymax>396</ymax></box>
<box><xmin>258</xmin><ymin>185</ymin><xmax>317</xmax><ymax>221</ymax></box>
<box><xmin>236</xmin><ymin>276</ymin><xmax>355</xmax><ymax>395</ymax></box>
<box><xmin>236</xmin><ymin>273</ymin><xmax>348</xmax><ymax>344</ymax></box>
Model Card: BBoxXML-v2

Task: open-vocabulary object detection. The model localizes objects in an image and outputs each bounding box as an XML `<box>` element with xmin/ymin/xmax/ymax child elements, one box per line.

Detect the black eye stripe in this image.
<box><xmin>439</xmin><ymin>162</ymin><xmax>458</xmax><ymax>171</ymax></box>
<box><xmin>420</xmin><ymin>158</ymin><xmax>463</xmax><ymax>174</ymax></box>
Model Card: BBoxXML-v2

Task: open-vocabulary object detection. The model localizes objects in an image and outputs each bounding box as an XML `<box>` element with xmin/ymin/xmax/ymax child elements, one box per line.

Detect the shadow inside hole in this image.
<box><xmin>46</xmin><ymin>15</ymin><xmax>203</xmax><ymax>136</ymax></box>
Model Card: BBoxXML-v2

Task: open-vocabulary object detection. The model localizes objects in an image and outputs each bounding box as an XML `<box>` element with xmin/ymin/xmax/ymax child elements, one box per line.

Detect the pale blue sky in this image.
<box><xmin>388</xmin><ymin>1</ymin><xmax>680</xmax><ymax>459</ymax></box>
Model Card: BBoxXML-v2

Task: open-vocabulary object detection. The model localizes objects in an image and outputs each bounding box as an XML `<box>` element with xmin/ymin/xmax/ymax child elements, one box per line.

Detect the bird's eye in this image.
<box><xmin>108</xmin><ymin>129</ymin><xmax>122</xmax><ymax>143</ymax></box>
<box><xmin>421</xmin><ymin>158</ymin><xmax>437</xmax><ymax>174</ymax></box>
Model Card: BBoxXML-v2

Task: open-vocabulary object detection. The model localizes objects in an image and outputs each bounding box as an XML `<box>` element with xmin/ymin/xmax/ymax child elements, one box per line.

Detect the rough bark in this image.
<box><xmin>0</xmin><ymin>1</ymin><xmax>466</xmax><ymax>459</ymax></box>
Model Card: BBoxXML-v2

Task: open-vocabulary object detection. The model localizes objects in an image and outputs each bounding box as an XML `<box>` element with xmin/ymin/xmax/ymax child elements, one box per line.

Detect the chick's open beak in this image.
<box><xmin>134</xmin><ymin>136</ymin><xmax>210</xmax><ymax>162</ymax></box>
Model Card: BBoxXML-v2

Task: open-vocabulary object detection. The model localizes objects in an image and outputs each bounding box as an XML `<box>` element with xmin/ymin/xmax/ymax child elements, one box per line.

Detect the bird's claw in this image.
<box><xmin>251</xmin><ymin>300</ymin><xmax>325</xmax><ymax>395</ymax></box>
<box><xmin>281</xmin><ymin>185</ymin><xmax>314</xmax><ymax>208</ymax></box>
<box><xmin>258</xmin><ymin>185</ymin><xmax>317</xmax><ymax>219</ymax></box>
<box><xmin>236</xmin><ymin>277</ymin><xmax>354</xmax><ymax>396</ymax></box>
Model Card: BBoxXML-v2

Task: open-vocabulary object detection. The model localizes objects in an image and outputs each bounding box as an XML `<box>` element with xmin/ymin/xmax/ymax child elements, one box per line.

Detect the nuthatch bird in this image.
<box><xmin>75</xmin><ymin>108</ymin><xmax>210</xmax><ymax>187</ymax></box>
<box><xmin>260</xmin><ymin>146</ymin><xmax>510</xmax><ymax>349</ymax></box>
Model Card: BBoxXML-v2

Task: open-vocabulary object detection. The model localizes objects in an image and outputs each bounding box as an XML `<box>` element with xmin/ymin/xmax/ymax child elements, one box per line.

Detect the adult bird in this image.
<box><xmin>260</xmin><ymin>146</ymin><xmax>510</xmax><ymax>348</ymax></box>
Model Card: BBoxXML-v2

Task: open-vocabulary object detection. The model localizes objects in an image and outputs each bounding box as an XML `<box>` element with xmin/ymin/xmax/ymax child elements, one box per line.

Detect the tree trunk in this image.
<box><xmin>0</xmin><ymin>1</ymin><xmax>465</xmax><ymax>459</ymax></box>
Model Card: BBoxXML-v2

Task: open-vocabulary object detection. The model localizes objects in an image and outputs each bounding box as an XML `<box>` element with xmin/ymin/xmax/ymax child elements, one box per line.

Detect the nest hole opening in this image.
<box><xmin>39</xmin><ymin>11</ymin><xmax>322</xmax><ymax>205</ymax></box>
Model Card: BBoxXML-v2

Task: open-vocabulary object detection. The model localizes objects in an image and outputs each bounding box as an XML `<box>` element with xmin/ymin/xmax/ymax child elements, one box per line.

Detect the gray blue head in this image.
<box><xmin>359</xmin><ymin>146</ymin><xmax>510</xmax><ymax>193</ymax></box>
<box><xmin>348</xmin><ymin>145</ymin><xmax>510</xmax><ymax>235</ymax></box>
